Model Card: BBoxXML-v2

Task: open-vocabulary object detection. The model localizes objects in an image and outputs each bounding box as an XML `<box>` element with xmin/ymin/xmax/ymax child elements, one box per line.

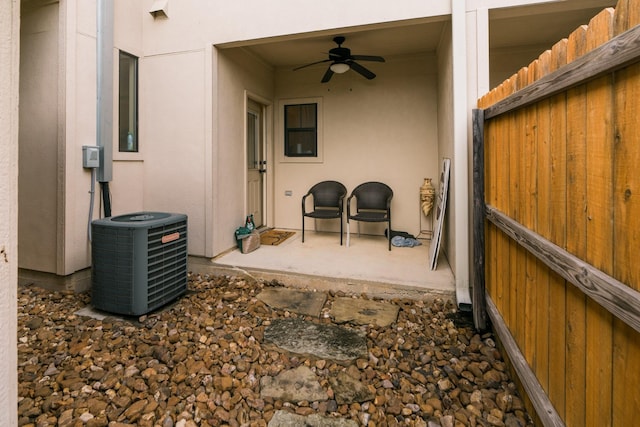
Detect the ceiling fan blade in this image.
<box><xmin>293</xmin><ymin>59</ymin><xmax>331</xmax><ymax>71</ymax></box>
<box><xmin>349</xmin><ymin>61</ymin><xmax>376</xmax><ymax>80</ymax></box>
<box><xmin>351</xmin><ymin>55</ymin><xmax>385</xmax><ymax>62</ymax></box>
<box><xmin>321</xmin><ymin>67</ymin><xmax>334</xmax><ymax>83</ymax></box>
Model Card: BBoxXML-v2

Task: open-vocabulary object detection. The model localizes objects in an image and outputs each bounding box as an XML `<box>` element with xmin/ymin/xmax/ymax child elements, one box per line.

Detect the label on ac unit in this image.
<box><xmin>162</xmin><ymin>232</ymin><xmax>180</xmax><ymax>244</ymax></box>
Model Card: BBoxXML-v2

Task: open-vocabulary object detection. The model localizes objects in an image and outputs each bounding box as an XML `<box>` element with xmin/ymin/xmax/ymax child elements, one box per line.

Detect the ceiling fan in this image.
<box><xmin>293</xmin><ymin>36</ymin><xmax>385</xmax><ymax>83</ymax></box>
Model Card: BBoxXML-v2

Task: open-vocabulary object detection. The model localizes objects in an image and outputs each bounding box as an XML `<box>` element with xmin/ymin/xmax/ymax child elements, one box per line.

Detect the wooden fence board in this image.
<box><xmin>564</xmin><ymin>25</ymin><xmax>588</xmax><ymax>427</ymax></box>
<box><xmin>614</xmin><ymin>0</ymin><xmax>631</xmax><ymax>35</ymax></box>
<box><xmin>547</xmin><ymin>37</ymin><xmax>569</xmax><ymax>418</ymax></box>
<box><xmin>613</xmin><ymin>58</ymin><xmax>640</xmax><ymax>426</ymax></box>
<box><xmin>613</xmin><ymin>68</ymin><xmax>640</xmax><ymax>291</ymax></box>
<box><xmin>584</xmin><ymin>10</ymin><xmax>615</xmax><ymax>427</ymax></box>
<box><xmin>523</xmin><ymin>60</ymin><xmax>539</xmax><ymax>372</ymax></box>
<box><xmin>612</xmin><ymin>320</ymin><xmax>640</xmax><ymax>425</ymax></box>
<box><xmin>508</xmin><ymin>74</ymin><xmax>520</xmax><ymax>334</ymax></box>
<box><xmin>630</xmin><ymin>0</ymin><xmax>640</xmax><ymax>28</ymax></box>
<box><xmin>534</xmin><ymin>49</ymin><xmax>552</xmax><ymax>392</ymax></box>
<box><xmin>495</xmin><ymin>114</ymin><xmax>510</xmax><ymax>319</ymax></box>
<box><xmin>514</xmin><ymin>67</ymin><xmax>529</xmax><ymax>352</ymax></box>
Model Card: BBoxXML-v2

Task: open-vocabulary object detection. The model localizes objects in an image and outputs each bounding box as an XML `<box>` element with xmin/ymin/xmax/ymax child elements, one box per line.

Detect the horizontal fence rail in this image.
<box><xmin>484</xmin><ymin>23</ymin><xmax>640</xmax><ymax>119</ymax></box>
<box><xmin>485</xmin><ymin>204</ymin><xmax>640</xmax><ymax>333</ymax></box>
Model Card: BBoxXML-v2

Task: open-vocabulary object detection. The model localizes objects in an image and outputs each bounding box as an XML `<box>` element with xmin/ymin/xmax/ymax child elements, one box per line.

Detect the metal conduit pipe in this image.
<box><xmin>97</xmin><ymin>0</ymin><xmax>113</xmax><ymax>216</ymax></box>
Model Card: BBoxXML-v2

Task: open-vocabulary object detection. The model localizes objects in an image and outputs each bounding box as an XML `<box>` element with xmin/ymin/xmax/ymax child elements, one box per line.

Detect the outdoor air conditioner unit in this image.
<box><xmin>91</xmin><ymin>212</ymin><xmax>188</xmax><ymax>316</ymax></box>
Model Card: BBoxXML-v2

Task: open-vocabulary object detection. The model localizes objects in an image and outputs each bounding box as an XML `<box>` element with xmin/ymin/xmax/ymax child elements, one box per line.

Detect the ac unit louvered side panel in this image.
<box><xmin>91</xmin><ymin>227</ymin><xmax>135</xmax><ymax>311</ymax></box>
<box><xmin>145</xmin><ymin>220</ymin><xmax>188</xmax><ymax>311</ymax></box>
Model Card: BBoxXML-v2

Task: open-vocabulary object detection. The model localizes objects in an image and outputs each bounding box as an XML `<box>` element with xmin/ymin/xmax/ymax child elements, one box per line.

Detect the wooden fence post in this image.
<box><xmin>472</xmin><ymin>108</ymin><xmax>487</xmax><ymax>331</ymax></box>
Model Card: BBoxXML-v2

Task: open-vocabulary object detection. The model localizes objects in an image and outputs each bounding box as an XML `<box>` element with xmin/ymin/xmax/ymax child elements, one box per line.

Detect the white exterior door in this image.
<box><xmin>246</xmin><ymin>100</ymin><xmax>265</xmax><ymax>227</ymax></box>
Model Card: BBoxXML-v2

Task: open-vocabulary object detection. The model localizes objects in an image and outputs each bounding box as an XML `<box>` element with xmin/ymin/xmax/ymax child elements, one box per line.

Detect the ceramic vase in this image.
<box><xmin>420</xmin><ymin>177</ymin><xmax>435</xmax><ymax>216</ymax></box>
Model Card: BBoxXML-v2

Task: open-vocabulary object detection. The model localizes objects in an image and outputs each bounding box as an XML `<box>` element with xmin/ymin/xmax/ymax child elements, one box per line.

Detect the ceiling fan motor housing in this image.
<box><xmin>293</xmin><ymin>35</ymin><xmax>384</xmax><ymax>83</ymax></box>
<box><xmin>330</xmin><ymin>47</ymin><xmax>351</xmax><ymax>60</ymax></box>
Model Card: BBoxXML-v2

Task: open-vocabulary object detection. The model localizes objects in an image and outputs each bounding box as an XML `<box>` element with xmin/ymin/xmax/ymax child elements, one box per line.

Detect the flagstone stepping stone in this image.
<box><xmin>330</xmin><ymin>297</ymin><xmax>399</xmax><ymax>327</ymax></box>
<box><xmin>257</xmin><ymin>287</ymin><xmax>327</xmax><ymax>317</ymax></box>
<box><xmin>268</xmin><ymin>410</ymin><xmax>358</xmax><ymax>427</ymax></box>
<box><xmin>260</xmin><ymin>366</ymin><xmax>328</xmax><ymax>402</ymax></box>
<box><xmin>329</xmin><ymin>371</ymin><xmax>374</xmax><ymax>404</ymax></box>
<box><xmin>264</xmin><ymin>318</ymin><xmax>367</xmax><ymax>361</ymax></box>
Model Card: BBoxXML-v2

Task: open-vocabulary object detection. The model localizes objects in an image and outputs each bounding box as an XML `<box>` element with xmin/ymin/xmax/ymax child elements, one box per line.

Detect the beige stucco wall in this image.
<box><xmin>436</xmin><ymin>22</ymin><xmax>455</xmax><ymax>265</ymax></box>
<box><xmin>19</xmin><ymin>0</ymin><xmax>100</xmax><ymax>277</ymax></box>
<box><xmin>141</xmin><ymin>1</ymin><xmax>452</xmax><ymax>56</ymax></box>
<box><xmin>19</xmin><ymin>3</ymin><xmax>59</xmax><ymax>273</ymax></box>
<box><xmin>142</xmin><ymin>50</ymin><xmax>208</xmax><ymax>254</ymax></box>
<box><xmin>273</xmin><ymin>54</ymin><xmax>440</xmax><ymax>238</ymax></box>
<box><xmin>214</xmin><ymin>49</ymin><xmax>275</xmax><ymax>256</ymax></box>
<box><xmin>1</xmin><ymin>0</ymin><xmax>19</xmax><ymax>422</ymax></box>
<box><xmin>110</xmin><ymin>0</ymin><xmax>144</xmax><ymax>216</ymax></box>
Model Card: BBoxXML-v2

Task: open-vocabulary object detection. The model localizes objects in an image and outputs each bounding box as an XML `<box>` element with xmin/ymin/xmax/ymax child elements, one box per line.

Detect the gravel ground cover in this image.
<box><xmin>17</xmin><ymin>273</ymin><xmax>533</xmax><ymax>427</ymax></box>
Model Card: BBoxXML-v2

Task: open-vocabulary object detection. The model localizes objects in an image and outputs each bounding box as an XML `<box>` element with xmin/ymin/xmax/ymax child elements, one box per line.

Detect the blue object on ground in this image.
<box><xmin>391</xmin><ymin>235</ymin><xmax>422</xmax><ymax>247</ymax></box>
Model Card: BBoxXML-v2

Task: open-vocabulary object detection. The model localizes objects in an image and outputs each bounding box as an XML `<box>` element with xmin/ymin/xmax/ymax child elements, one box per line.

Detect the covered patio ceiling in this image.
<box><xmin>232</xmin><ymin>0</ymin><xmax>615</xmax><ymax>81</ymax></box>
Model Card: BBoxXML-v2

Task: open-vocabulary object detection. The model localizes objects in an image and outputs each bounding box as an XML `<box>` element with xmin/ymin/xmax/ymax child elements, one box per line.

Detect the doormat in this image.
<box><xmin>260</xmin><ymin>229</ymin><xmax>295</xmax><ymax>246</ymax></box>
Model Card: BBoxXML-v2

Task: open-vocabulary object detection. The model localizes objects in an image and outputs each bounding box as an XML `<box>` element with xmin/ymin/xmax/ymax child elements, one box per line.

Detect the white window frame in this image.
<box><xmin>277</xmin><ymin>97</ymin><xmax>323</xmax><ymax>164</ymax></box>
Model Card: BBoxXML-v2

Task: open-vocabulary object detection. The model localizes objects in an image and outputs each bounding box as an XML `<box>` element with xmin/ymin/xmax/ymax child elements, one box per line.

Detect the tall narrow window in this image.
<box><xmin>119</xmin><ymin>51</ymin><xmax>138</xmax><ymax>152</ymax></box>
<box><xmin>284</xmin><ymin>103</ymin><xmax>317</xmax><ymax>157</ymax></box>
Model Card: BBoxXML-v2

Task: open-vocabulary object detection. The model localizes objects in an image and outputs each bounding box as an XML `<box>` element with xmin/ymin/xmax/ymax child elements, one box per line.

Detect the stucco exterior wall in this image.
<box><xmin>67</xmin><ymin>0</ymin><xmax>98</xmax><ymax>274</ymax></box>
<box><xmin>273</xmin><ymin>54</ymin><xmax>439</xmax><ymax>237</ymax></box>
<box><xmin>141</xmin><ymin>1</ymin><xmax>452</xmax><ymax>55</ymax></box>
<box><xmin>142</xmin><ymin>50</ymin><xmax>208</xmax><ymax>255</ymax></box>
<box><xmin>437</xmin><ymin>22</ymin><xmax>455</xmax><ymax>264</ymax></box>
<box><xmin>110</xmin><ymin>0</ymin><xmax>144</xmax><ymax>216</ymax></box>
<box><xmin>214</xmin><ymin>49</ymin><xmax>275</xmax><ymax>256</ymax></box>
<box><xmin>19</xmin><ymin>0</ymin><xmax>99</xmax><ymax>277</ymax></box>
<box><xmin>19</xmin><ymin>3</ymin><xmax>59</xmax><ymax>273</ymax></box>
<box><xmin>1</xmin><ymin>0</ymin><xmax>19</xmax><ymax>422</ymax></box>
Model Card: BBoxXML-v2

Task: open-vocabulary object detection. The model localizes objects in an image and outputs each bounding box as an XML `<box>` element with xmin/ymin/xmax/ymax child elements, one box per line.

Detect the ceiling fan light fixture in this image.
<box><xmin>330</xmin><ymin>62</ymin><xmax>350</xmax><ymax>74</ymax></box>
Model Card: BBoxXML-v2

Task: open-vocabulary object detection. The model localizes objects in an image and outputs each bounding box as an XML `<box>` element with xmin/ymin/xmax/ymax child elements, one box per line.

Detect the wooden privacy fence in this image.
<box><xmin>474</xmin><ymin>1</ymin><xmax>640</xmax><ymax>426</ymax></box>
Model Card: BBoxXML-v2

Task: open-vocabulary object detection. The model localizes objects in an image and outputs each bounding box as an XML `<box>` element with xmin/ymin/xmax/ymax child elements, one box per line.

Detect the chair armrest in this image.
<box><xmin>302</xmin><ymin>192</ymin><xmax>312</xmax><ymax>213</ymax></box>
<box><xmin>346</xmin><ymin>194</ymin><xmax>355</xmax><ymax>217</ymax></box>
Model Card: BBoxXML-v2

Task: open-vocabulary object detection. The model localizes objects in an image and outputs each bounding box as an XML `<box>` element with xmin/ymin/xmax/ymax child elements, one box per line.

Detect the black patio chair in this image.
<box><xmin>346</xmin><ymin>181</ymin><xmax>393</xmax><ymax>250</ymax></box>
<box><xmin>302</xmin><ymin>180</ymin><xmax>347</xmax><ymax>245</ymax></box>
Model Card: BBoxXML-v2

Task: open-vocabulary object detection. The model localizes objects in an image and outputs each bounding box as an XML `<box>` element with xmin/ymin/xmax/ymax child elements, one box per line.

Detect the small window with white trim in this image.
<box><xmin>285</xmin><ymin>103</ymin><xmax>317</xmax><ymax>157</ymax></box>
<box><xmin>118</xmin><ymin>51</ymin><xmax>138</xmax><ymax>152</ymax></box>
<box><xmin>279</xmin><ymin>97</ymin><xmax>323</xmax><ymax>163</ymax></box>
